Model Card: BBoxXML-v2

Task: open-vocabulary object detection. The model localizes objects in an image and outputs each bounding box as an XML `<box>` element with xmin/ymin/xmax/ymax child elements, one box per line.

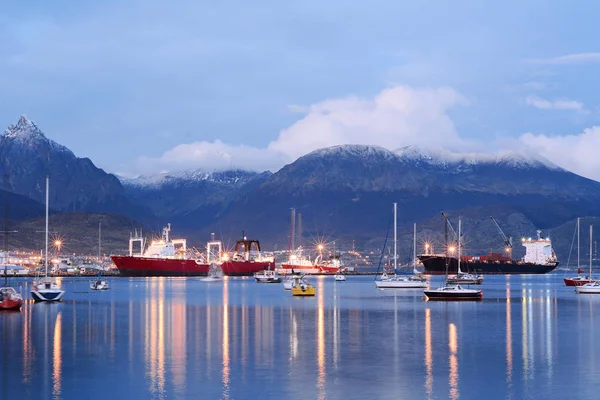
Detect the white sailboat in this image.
<box><xmin>445</xmin><ymin>216</ymin><xmax>483</xmax><ymax>285</ymax></box>
<box><xmin>200</xmin><ymin>263</ymin><xmax>223</xmax><ymax>282</ymax></box>
<box><xmin>31</xmin><ymin>176</ymin><xmax>65</xmax><ymax>302</ymax></box>
<box><xmin>375</xmin><ymin>203</ymin><xmax>427</xmax><ymax>289</ymax></box>
<box><xmin>424</xmin><ymin>217</ymin><xmax>482</xmax><ymax>301</ymax></box>
<box><xmin>576</xmin><ymin>225</ymin><xmax>600</xmax><ymax>294</ymax></box>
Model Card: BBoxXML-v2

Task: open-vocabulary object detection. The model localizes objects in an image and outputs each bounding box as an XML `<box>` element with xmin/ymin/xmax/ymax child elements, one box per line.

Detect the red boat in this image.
<box><xmin>0</xmin><ymin>287</ymin><xmax>23</xmax><ymax>311</ymax></box>
<box><xmin>221</xmin><ymin>238</ymin><xmax>275</xmax><ymax>276</ymax></box>
<box><xmin>112</xmin><ymin>224</ymin><xmax>222</xmax><ymax>277</ymax></box>
<box><xmin>564</xmin><ymin>269</ymin><xmax>594</xmax><ymax>286</ymax></box>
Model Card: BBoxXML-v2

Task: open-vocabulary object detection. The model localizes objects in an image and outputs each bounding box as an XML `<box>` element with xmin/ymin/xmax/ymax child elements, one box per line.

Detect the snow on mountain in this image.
<box><xmin>3</xmin><ymin>115</ymin><xmax>73</xmax><ymax>155</ymax></box>
<box><xmin>121</xmin><ymin>168</ymin><xmax>262</xmax><ymax>189</ymax></box>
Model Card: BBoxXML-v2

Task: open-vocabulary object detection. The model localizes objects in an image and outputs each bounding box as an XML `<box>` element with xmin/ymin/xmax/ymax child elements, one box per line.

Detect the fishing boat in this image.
<box><xmin>254</xmin><ymin>269</ymin><xmax>282</xmax><ymax>283</ymax></box>
<box><xmin>291</xmin><ymin>278</ymin><xmax>316</xmax><ymax>296</ymax></box>
<box><xmin>565</xmin><ymin>218</ymin><xmax>594</xmax><ymax>286</ymax></box>
<box><xmin>576</xmin><ymin>225</ymin><xmax>600</xmax><ymax>294</ymax></box>
<box><xmin>424</xmin><ymin>217</ymin><xmax>482</xmax><ymax>301</ymax></box>
<box><xmin>111</xmin><ymin>224</ymin><xmax>219</xmax><ymax>277</ymax></box>
<box><xmin>31</xmin><ymin>177</ymin><xmax>65</xmax><ymax>302</ymax></box>
<box><xmin>220</xmin><ymin>235</ymin><xmax>275</xmax><ymax>276</ymax></box>
<box><xmin>375</xmin><ymin>203</ymin><xmax>427</xmax><ymax>289</ymax></box>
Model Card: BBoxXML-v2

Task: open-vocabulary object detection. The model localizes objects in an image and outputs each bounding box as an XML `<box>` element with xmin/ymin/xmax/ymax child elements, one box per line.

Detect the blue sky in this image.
<box><xmin>2</xmin><ymin>0</ymin><xmax>600</xmax><ymax>178</ymax></box>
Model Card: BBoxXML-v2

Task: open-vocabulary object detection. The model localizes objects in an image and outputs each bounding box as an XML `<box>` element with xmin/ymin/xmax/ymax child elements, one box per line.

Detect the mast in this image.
<box><xmin>393</xmin><ymin>202</ymin><xmax>397</xmax><ymax>273</ymax></box>
<box><xmin>590</xmin><ymin>224</ymin><xmax>593</xmax><ymax>279</ymax></box>
<box><xmin>45</xmin><ymin>175</ymin><xmax>49</xmax><ymax>277</ymax></box>
<box><xmin>577</xmin><ymin>217</ymin><xmax>580</xmax><ymax>273</ymax></box>
<box><xmin>413</xmin><ymin>223</ymin><xmax>417</xmax><ymax>274</ymax></box>
<box><xmin>98</xmin><ymin>221</ymin><xmax>102</xmax><ymax>261</ymax></box>
<box><xmin>458</xmin><ymin>217</ymin><xmax>462</xmax><ymax>275</ymax></box>
<box><xmin>289</xmin><ymin>208</ymin><xmax>296</xmax><ymax>252</ymax></box>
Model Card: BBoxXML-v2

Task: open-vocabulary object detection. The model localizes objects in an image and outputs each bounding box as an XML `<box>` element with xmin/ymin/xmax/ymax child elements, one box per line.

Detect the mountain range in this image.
<box><xmin>3</xmin><ymin>115</ymin><xmax>600</xmax><ymax>263</ymax></box>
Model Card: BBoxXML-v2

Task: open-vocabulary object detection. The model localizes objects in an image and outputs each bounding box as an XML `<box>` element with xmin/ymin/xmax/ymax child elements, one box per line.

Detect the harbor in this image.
<box><xmin>1</xmin><ymin>274</ymin><xmax>597</xmax><ymax>400</ymax></box>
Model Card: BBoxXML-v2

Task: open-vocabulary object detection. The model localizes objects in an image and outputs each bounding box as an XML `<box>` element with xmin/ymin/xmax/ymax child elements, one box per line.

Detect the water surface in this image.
<box><xmin>0</xmin><ymin>275</ymin><xmax>598</xmax><ymax>399</ymax></box>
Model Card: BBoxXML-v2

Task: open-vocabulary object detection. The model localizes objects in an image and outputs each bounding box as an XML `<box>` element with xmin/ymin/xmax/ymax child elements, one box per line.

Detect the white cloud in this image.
<box><xmin>528</xmin><ymin>52</ymin><xmax>600</xmax><ymax>65</ymax></box>
<box><xmin>128</xmin><ymin>85</ymin><xmax>469</xmax><ymax>175</ymax></box>
<box><xmin>519</xmin><ymin>127</ymin><xmax>600</xmax><ymax>180</ymax></box>
<box><xmin>525</xmin><ymin>96</ymin><xmax>583</xmax><ymax>111</ymax></box>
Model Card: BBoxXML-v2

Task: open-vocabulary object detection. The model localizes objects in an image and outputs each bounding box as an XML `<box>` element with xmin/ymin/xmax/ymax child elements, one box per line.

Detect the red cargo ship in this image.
<box><xmin>112</xmin><ymin>224</ymin><xmax>222</xmax><ymax>277</ymax></box>
<box><xmin>221</xmin><ymin>237</ymin><xmax>275</xmax><ymax>276</ymax></box>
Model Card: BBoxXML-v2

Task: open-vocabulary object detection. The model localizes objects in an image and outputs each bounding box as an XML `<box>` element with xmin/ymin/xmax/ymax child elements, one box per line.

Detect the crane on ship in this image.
<box><xmin>490</xmin><ymin>216</ymin><xmax>513</xmax><ymax>249</ymax></box>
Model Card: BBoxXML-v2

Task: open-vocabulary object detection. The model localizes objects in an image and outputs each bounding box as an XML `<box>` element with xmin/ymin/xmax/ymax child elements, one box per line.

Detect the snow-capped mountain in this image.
<box><xmin>121</xmin><ymin>168</ymin><xmax>263</xmax><ymax>189</ymax></box>
<box><xmin>0</xmin><ymin>116</ymin><xmax>147</xmax><ymax>218</ymax></box>
<box><xmin>121</xmin><ymin>168</ymin><xmax>270</xmax><ymax>218</ymax></box>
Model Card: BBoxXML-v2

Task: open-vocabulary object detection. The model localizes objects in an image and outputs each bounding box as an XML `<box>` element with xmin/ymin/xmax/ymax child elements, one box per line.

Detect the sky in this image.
<box><xmin>3</xmin><ymin>0</ymin><xmax>600</xmax><ymax>179</ymax></box>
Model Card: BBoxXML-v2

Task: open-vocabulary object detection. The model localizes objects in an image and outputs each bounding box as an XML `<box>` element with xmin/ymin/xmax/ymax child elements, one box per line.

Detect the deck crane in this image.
<box><xmin>490</xmin><ymin>216</ymin><xmax>513</xmax><ymax>249</ymax></box>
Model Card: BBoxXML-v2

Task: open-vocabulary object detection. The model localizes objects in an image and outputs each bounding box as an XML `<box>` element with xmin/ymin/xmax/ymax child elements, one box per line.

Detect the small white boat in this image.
<box><xmin>200</xmin><ymin>263</ymin><xmax>223</xmax><ymax>282</ymax></box>
<box><xmin>375</xmin><ymin>272</ymin><xmax>427</xmax><ymax>289</ymax></box>
<box><xmin>31</xmin><ymin>276</ymin><xmax>65</xmax><ymax>302</ymax></box>
<box><xmin>283</xmin><ymin>274</ymin><xmax>303</xmax><ymax>290</ymax></box>
<box><xmin>254</xmin><ymin>269</ymin><xmax>282</xmax><ymax>283</ymax></box>
<box><xmin>446</xmin><ymin>272</ymin><xmax>483</xmax><ymax>285</ymax></box>
<box><xmin>334</xmin><ymin>274</ymin><xmax>346</xmax><ymax>281</ymax></box>
<box><xmin>90</xmin><ymin>279</ymin><xmax>109</xmax><ymax>290</ymax></box>
<box><xmin>576</xmin><ymin>281</ymin><xmax>600</xmax><ymax>294</ymax></box>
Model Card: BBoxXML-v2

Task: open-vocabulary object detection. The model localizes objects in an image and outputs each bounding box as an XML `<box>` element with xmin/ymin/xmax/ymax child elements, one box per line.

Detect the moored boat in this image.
<box><xmin>564</xmin><ymin>218</ymin><xmax>594</xmax><ymax>286</ymax></box>
<box><xmin>220</xmin><ymin>236</ymin><xmax>274</xmax><ymax>276</ymax></box>
<box><xmin>0</xmin><ymin>287</ymin><xmax>23</xmax><ymax>310</ymax></box>
<box><xmin>334</xmin><ymin>273</ymin><xmax>346</xmax><ymax>281</ymax></box>
<box><xmin>90</xmin><ymin>279</ymin><xmax>109</xmax><ymax>290</ymax></box>
<box><xmin>291</xmin><ymin>278</ymin><xmax>316</xmax><ymax>296</ymax></box>
<box><xmin>424</xmin><ymin>285</ymin><xmax>483</xmax><ymax>301</ymax></box>
<box><xmin>254</xmin><ymin>269</ymin><xmax>282</xmax><ymax>283</ymax></box>
<box><xmin>575</xmin><ymin>225</ymin><xmax>599</xmax><ymax>294</ymax></box>
<box><xmin>112</xmin><ymin>225</ymin><xmax>222</xmax><ymax>277</ymax></box>
<box><xmin>283</xmin><ymin>273</ymin><xmax>303</xmax><ymax>290</ymax></box>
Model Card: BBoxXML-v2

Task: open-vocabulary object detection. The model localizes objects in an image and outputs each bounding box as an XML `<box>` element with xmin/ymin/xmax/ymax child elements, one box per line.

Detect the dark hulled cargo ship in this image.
<box><xmin>419</xmin><ymin>230</ymin><xmax>559</xmax><ymax>275</ymax></box>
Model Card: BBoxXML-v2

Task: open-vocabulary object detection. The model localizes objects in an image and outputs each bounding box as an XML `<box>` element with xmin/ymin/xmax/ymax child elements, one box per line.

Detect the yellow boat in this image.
<box><xmin>291</xmin><ymin>281</ymin><xmax>316</xmax><ymax>296</ymax></box>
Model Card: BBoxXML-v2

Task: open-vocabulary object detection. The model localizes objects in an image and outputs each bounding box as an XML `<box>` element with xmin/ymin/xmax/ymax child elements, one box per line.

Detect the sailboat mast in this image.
<box><xmin>577</xmin><ymin>217</ymin><xmax>580</xmax><ymax>272</ymax></box>
<box><xmin>413</xmin><ymin>222</ymin><xmax>417</xmax><ymax>272</ymax></box>
<box><xmin>458</xmin><ymin>217</ymin><xmax>462</xmax><ymax>274</ymax></box>
<box><xmin>45</xmin><ymin>175</ymin><xmax>49</xmax><ymax>276</ymax></box>
<box><xmin>590</xmin><ymin>224</ymin><xmax>593</xmax><ymax>278</ymax></box>
<box><xmin>393</xmin><ymin>202</ymin><xmax>397</xmax><ymax>272</ymax></box>
<box><xmin>98</xmin><ymin>221</ymin><xmax>102</xmax><ymax>261</ymax></box>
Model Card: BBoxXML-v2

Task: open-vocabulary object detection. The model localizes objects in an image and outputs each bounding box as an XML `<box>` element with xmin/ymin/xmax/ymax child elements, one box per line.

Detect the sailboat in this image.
<box><xmin>375</xmin><ymin>203</ymin><xmax>427</xmax><ymax>289</ymax></box>
<box><xmin>30</xmin><ymin>176</ymin><xmax>65</xmax><ymax>302</ymax></box>
<box><xmin>564</xmin><ymin>218</ymin><xmax>593</xmax><ymax>286</ymax></box>
<box><xmin>444</xmin><ymin>216</ymin><xmax>483</xmax><ymax>285</ymax></box>
<box><xmin>424</xmin><ymin>217</ymin><xmax>482</xmax><ymax>301</ymax></box>
<box><xmin>90</xmin><ymin>222</ymin><xmax>109</xmax><ymax>290</ymax></box>
<box><xmin>1</xmin><ymin>236</ymin><xmax>23</xmax><ymax>310</ymax></box>
<box><xmin>576</xmin><ymin>225</ymin><xmax>600</xmax><ymax>294</ymax></box>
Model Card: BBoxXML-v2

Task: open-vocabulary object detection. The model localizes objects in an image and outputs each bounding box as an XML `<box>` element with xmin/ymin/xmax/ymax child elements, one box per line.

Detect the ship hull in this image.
<box><xmin>221</xmin><ymin>261</ymin><xmax>275</xmax><ymax>276</ymax></box>
<box><xmin>279</xmin><ymin>264</ymin><xmax>321</xmax><ymax>274</ymax></box>
<box><xmin>111</xmin><ymin>256</ymin><xmax>210</xmax><ymax>277</ymax></box>
<box><xmin>419</xmin><ymin>255</ymin><xmax>558</xmax><ymax>275</ymax></box>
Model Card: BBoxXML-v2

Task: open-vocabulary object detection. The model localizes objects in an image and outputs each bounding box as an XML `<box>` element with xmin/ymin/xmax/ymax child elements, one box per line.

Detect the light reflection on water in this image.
<box><xmin>2</xmin><ymin>275</ymin><xmax>600</xmax><ymax>399</ymax></box>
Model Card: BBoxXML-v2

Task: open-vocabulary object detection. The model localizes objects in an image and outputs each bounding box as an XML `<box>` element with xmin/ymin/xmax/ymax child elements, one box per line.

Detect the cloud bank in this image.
<box><xmin>525</xmin><ymin>96</ymin><xmax>583</xmax><ymax>110</ymax></box>
<box><xmin>520</xmin><ymin>127</ymin><xmax>600</xmax><ymax>181</ymax></box>
<box><xmin>129</xmin><ymin>85</ymin><xmax>469</xmax><ymax>175</ymax></box>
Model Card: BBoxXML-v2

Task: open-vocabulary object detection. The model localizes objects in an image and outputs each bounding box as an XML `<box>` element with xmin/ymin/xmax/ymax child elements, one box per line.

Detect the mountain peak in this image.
<box><xmin>305</xmin><ymin>144</ymin><xmax>398</xmax><ymax>160</ymax></box>
<box><xmin>4</xmin><ymin>115</ymin><xmax>45</xmax><ymax>139</ymax></box>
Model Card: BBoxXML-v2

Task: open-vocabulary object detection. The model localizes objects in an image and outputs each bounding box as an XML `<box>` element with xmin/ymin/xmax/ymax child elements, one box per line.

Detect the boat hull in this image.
<box><xmin>111</xmin><ymin>256</ymin><xmax>210</xmax><ymax>277</ymax></box>
<box><xmin>0</xmin><ymin>297</ymin><xmax>22</xmax><ymax>310</ymax></box>
<box><xmin>221</xmin><ymin>261</ymin><xmax>275</xmax><ymax>276</ymax></box>
<box><xmin>424</xmin><ymin>289</ymin><xmax>482</xmax><ymax>301</ymax></box>
<box><xmin>31</xmin><ymin>289</ymin><xmax>65</xmax><ymax>302</ymax></box>
<box><xmin>576</xmin><ymin>285</ymin><xmax>600</xmax><ymax>294</ymax></box>
<box><xmin>291</xmin><ymin>285</ymin><xmax>316</xmax><ymax>296</ymax></box>
<box><xmin>419</xmin><ymin>255</ymin><xmax>558</xmax><ymax>275</ymax></box>
<box><xmin>564</xmin><ymin>277</ymin><xmax>593</xmax><ymax>286</ymax></box>
<box><xmin>279</xmin><ymin>265</ymin><xmax>321</xmax><ymax>275</ymax></box>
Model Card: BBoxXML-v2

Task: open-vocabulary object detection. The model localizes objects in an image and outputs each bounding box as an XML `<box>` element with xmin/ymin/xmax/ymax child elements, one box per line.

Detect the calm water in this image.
<box><xmin>0</xmin><ymin>275</ymin><xmax>599</xmax><ymax>399</ymax></box>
